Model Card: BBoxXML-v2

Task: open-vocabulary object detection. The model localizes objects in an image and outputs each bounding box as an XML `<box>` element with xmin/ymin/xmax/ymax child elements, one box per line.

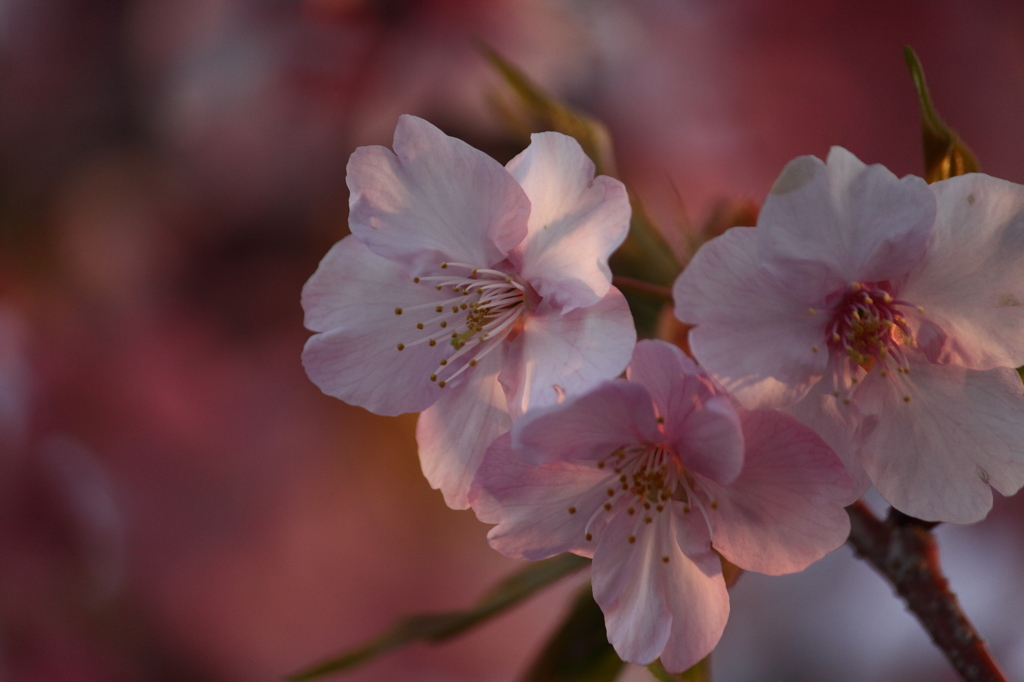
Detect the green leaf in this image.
<box><xmin>647</xmin><ymin>656</ymin><xmax>711</xmax><ymax>682</ymax></box>
<box><xmin>481</xmin><ymin>45</ymin><xmax>617</xmax><ymax>178</ymax></box>
<box><xmin>288</xmin><ymin>553</ymin><xmax>591</xmax><ymax>680</ymax></box>
<box><xmin>904</xmin><ymin>46</ymin><xmax>979</xmax><ymax>183</ymax></box>
<box><xmin>520</xmin><ymin>586</ymin><xmax>625</xmax><ymax>682</ymax></box>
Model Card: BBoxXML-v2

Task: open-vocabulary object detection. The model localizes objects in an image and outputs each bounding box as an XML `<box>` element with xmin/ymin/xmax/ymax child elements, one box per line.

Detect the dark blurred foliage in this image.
<box><xmin>0</xmin><ymin>1</ymin><xmax>1023</xmax><ymax>681</ymax></box>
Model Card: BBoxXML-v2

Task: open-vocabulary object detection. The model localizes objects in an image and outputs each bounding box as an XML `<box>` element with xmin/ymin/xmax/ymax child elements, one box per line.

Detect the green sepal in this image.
<box><xmin>481</xmin><ymin>45</ymin><xmax>616</xmax><ymax>178</ymax></box>
<box><xmin>904</xmin><ymin>46</ymin><xmax>979</xmax><ymax>183</ymax></box>
<box><xmin>287</xmin><ymin>553</ymin><xmax>590</xmax><ymax>680</ymax></box>
<box><xmin>520</xmin><ymin>586</ymin><xmax>625</xmax><ymax>682</ymax></box>
<box><xmin>647</xmin><ymin>655</ymin><xmax>711</xmax><ymax>682</ymax></box>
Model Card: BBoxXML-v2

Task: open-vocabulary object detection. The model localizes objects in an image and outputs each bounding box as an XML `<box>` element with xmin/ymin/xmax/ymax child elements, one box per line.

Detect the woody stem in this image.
<box><xmin>845</xmin><ymin>500</ymin><xmax>1007</xmax><ymax>682</ymax></box>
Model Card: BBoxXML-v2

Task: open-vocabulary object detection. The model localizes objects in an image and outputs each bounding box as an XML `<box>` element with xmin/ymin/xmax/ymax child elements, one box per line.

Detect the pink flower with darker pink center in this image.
<box><xmin>675</xmin><ymin>146</ymin><xmax>1024</xmax><ymax>523</ymax></box>
<box><xmin>302</xmin><ymin>115</ymin><xmax>635</xmax><ymax>509</ymax></box>
<box><xmin>471</xmin><ymin>340</ymin><xmax>854</xmax><ymax>672</ymax></box>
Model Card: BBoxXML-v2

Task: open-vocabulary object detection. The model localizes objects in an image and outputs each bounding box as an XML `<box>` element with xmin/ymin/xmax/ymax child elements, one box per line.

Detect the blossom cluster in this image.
<box><xmin>302</xmin><ymin>117</ymin><xmax>1024</xmax><ymax>672</ymax></box>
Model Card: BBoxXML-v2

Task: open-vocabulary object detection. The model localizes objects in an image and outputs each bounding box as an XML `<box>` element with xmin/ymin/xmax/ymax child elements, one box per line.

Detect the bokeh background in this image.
<box><xmin>2</xmin><ymin>1</ymin><xmax>1024</xmax><ymax>681</ymax></box>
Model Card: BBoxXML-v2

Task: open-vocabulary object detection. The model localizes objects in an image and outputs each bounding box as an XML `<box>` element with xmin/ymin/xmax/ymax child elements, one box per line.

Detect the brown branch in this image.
<box><xmin>845</xmin><ymin>501</ymin><xmax>1006</xmax><ymax>682</ymax></box>
<box><xmin>611</xmin><ymin>275</ymin><xmax>673</xmax><ymax>302</ymax></box>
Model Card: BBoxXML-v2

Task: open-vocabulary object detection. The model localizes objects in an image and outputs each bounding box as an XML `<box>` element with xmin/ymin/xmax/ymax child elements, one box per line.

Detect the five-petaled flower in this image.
<box><xmin>302</xmin><ymin>115</ymin><xmax>635</xmax><ymax>509</ymax></box>
<box><xmin>675</xmin><ymin>147</ymin><xmax>1024</xmax><ymax>523</ymax></box>
<box><xmin>471</xmin><ymin>340</ymin><xmax>854</xmax><ymax>672</ymax></box>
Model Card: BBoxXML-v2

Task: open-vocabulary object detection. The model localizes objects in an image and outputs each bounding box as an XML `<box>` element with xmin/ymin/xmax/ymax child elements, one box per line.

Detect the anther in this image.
<box><xmin>597</xmin><ymin>461</ymin><xmax>605</xmax><ymax>469</ymax></box>
<box><xmin>568</xmin><ymin>507</ymin><xmax>576</xmax><ymax>515</ymax></box>
<box><xmin>396</xmin><ymin>343</ymin><xmax>405</xmax><ymax>351</ymax></box>
<box><xmin>394</xmin><ymin>307</ymin><xmax>403</xmax><ymax>315</ymax></box>
<box><xmin>627</xmin><ymin>507</ymin><xmax>635</xmax><ymax>516</ymax></box>
<box><xmin>628</xmin><ymin>536</ymin><xmax>636</xmax><ymax>544</ymax></box>
<box><xmin>809</xmin><ymin>308</ymin><xmax>817</xmax><ymax>316</ymax></box>
<box><xmin>417</xmin><ymin>323</ymin><xmax>424</xmax><ymax>330</ymax></box>
<box><xmin>903</xmin><ymin>395</ymin><xmax>911</xmax><ymax>403</ymax></box>
<box><xmin>917</xmin><ymin>306</ymin><xmax>925</xmax><ymax>314</ymax></box>
<box><xmin>656</xmin><ymin>416</ymin><xmax>665</xmax><ymax>424</ymax></box>
<box><xmin>428</xmin><ymin>339</ymin><xmax>436</xmax><ymax>347</ymax></box>
<box><xmin>438</xmin><ymin>380</ymin><xmax>447</xmax><ymax>388</ymax></box>
<box><xmin>441</xmin><ymin>263</ymin><xmax>448</xmax><ymax>269</ymax></box>
<box><xmin>469</xmin><ymin>359</ymin><xmax>477</xmax><ymax>367</ymax></box>
<box><xmin>604</xmin><ymin>503</ymin><xmax>612</xmax><ymax>511</ymax></box>
<box><xmin>440</xmin><ymin>321</ymin><xmax>447</xmax><ymax>328</ymax></box>
<box><xmin>644</xmin><ymin>517</ymin><xmax>652</xmax><ymax>524</ymax></box>
<box><xmin>430</xmin><ymin>374</ymin><xmax>437</xmax><ymax>381</ymax></box>
<box><xmin>585</xmin><ymin>533</ymin><xmax>593</xmax><ymax>541</ymax></box>
<box><xmin>439</xmin><ymin>359</ymin><xmax>447</xmax><ymax>366</ymax></box>
<box><xmin>662</xmin><ymin>556</ymin><xmax>670</xmax><ymax>564</ymax></box>
<box><xmin>413</xmin><ymin>277</ymin><xmax>420</xmax><ymax>283</ymax></box>
<box><xmin>607</xmin><ymin>489</ymin><xmax>615</xmax><ymax>497</ymax></box>
<box><xmin>435</xmin><ymin>305</ymin><xmax>443</xmax><ymax>313</ymax></box>
<box><xmin>812</xmin><ymin>345</ymin><xmax>819</xmax><ymax>353</ymax></box>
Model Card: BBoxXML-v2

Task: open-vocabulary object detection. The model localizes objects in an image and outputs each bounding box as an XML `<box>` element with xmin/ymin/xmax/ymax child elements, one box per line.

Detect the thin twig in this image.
<box><xmin>845</xmin><ymin>501</ymin><xmax>1007</xmax><ymax>682</ymax></box>
<box><xmin>611</xmin><ymin>275</ymin><xmax>673</xmax><ymax>302</ymax></box>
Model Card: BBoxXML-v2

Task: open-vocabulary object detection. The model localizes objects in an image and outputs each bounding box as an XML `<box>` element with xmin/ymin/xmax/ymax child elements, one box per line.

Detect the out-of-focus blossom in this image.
<box><xmin>302</xmin><ymin>115</ymin><xmax>634</xmax><ymax>509</ymax></box>
<box><xmin>675</xmin><ymin>147</ymin><xmax>1024</xmax><ymax>523</ymax></box>
<box><xmin>472</xmin><ymin>340</ymin><xmax>853</xmax><ymax>671</ymax></box>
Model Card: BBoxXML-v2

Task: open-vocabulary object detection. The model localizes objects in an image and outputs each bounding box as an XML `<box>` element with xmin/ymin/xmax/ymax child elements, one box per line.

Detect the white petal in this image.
<box><xmin>783</xmin><ymin>365</ymin><xmax>872</xmax><ymax>494</ymax></box>
<box><xmin>416</xmin><ymin>350</ymin><xmax>511</xmax><ymax>510</ymax></box>
<box><xmin>674</xmin><ymin>226</ymin><xmax>830</xmax><ymax>408</ymax></box>
<box><xmin>347</xmin><ymin>115</ymin><xmax>529</xmax><ymax>274</ymax></box>
<box><xmin>301</xmin><ymin>237</ymin><xmax>453</xmax><ymax>416</ymax></box>
<box><xmin>759</xmin><ymin>147</ymin><xmax>935</xmax><ymax>284</ymax></box>
<box><xmin>506</xmin><ymin>132</ymin><xmax>631</xmax><ymax>311</ymax></box>
<box><xmin>902</xmin><ymin>173</ymin><xmax>1024</xmax><ymax>369</ymax></box>
<box><xmin>500</xmin><ymin>288</ymin><xmax>636</xmax><ymax>419</ymax></box>
<box><xmin>857</xmin><ymin>360</ymin><xmax>1024</xmax><ymax>524</ymax></box>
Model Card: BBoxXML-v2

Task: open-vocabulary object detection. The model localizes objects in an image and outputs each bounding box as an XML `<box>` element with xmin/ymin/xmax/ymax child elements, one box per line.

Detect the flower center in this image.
<box><xmin>818</xmin><ymin>281</ymin><xmax>924</xmax><ymax>403</ymax></box>
<box><xmin>394</xmin><ymin>261</ymin><xmax>526</xmax><ymax>388</ymax></box>
<box><xmin>571</xmin><ymin>443</ymin><xmax>717</xmax><ymax>562</ymax></box>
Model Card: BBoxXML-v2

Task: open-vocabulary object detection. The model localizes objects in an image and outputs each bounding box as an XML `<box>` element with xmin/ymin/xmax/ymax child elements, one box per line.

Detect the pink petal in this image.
<box><xmin>591</xmin><ymin>510</ymin><xmax>728</xmax><ymax>669</ymax></box>
<box><xmin>301</xmin><ymin>236</ymin><xmax>453</xmax><ymax>416</ymax></box>
<box><xmin>590</xmin><ymin>512</ymin><xmax>672</xmax><ymax>665</ymax></box>
<box><xmin>658</xmin><ymin>525</ymin><xmax>730</xmax><ymax>673</ymax></box>
<box><xmin>347</xmin><ymin>115</ymin><xmax>529</xmax><ymax>274</ymax></box>
<box><xmin>758</xmin><ymin>147</ymin><xmax>935</xmax><ymax>284</ymax></box>
<box><xmin>505</xmin><ymin>132</ymin><xmax>631</xmax><ymax>311</ymax></box>
<box><xmin>856</xmin><ymin>359</ymin><xmax>1024</xmax><ymax>524</ymax></box>
<box><xmin>674</xmin><ymin>226</ymin><xmax>830</xmax><ymax>409</ymax></box>
<box><xmin>499</xmin><ymin>287</ymin><xmax>636</xmax><ymax>420</ymax></box>
<box><xmin>901</xmin><ymin>173</ymin><xmax>1024</xmax><ymax>370</ymax></box>
<box><xmin>511</xmin><ymin>380</ymin><xmax>659</xmax><ymax>466</ymax></box>
<box><xmin>416</xmin><ymin>350</ymin><xmax>511</xmax><ymax>510</ymax></box>
<box><xmin>706</xmin><ymin>410</ymin><xmax>854</xmax><ymax>576</ymax></box>
<box><xmin>471</xmin><ymin>433</ymin><xmax>611</xmax><ymax>560</ymax></box>
<box><xmin>626</xmin><ymin>340</ymin><xmax>745</xmax><ymax>486</ymax></box>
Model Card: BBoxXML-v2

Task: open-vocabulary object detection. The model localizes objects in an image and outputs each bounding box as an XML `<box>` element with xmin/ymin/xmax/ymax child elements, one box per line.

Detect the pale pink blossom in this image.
<box><xmin>471</xmin><ymin>340</ymin><xmax>853</xmax><ymax>671</ymax></box>
<box><xmin>302</xmin><ymin>115</ymin><xmax>635</xmax><ymax>509</ymax></box>
<box><xmin>675</xmin><ymin>147</ymin><xmax>1024</xmax><ymax>523</ymax></box>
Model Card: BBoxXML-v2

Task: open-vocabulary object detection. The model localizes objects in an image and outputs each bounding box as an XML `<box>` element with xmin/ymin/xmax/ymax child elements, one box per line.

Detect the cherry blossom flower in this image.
<box><xmin>302</xmin><ymin>115</ymin><xmax>635</xmax><ymax>509</ymax></box>
<box><xmin>471</xmin><ymin>340</ymin><xmax>853</xmax><ymax>671</ymax></box>
<box><xmin>674</xmin><ymin>146</ymin><xmax>1024</xmax><ymax>523</ymax></box>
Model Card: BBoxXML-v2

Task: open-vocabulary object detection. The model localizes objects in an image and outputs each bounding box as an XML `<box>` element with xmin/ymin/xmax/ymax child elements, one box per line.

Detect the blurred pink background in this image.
<box><xmin>2</xmin><ymin>1</ymin><xmax>1024</xmax><ymax>681</ymax></box>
